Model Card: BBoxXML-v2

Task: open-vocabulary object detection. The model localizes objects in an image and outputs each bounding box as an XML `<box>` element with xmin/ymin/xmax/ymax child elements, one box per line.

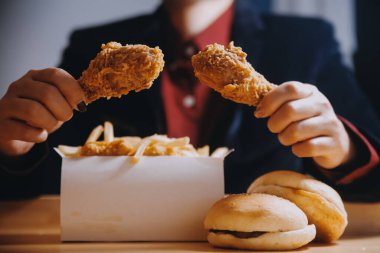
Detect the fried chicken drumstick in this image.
<box><xmin>79</xmin><ymin>42</ymin><xmax>164</xmax><ymax>103</ymax></box>
<box><xmin>192</xmin><ymin>42</ymin><xmax>276</xmax><ymax>106</ymax></box>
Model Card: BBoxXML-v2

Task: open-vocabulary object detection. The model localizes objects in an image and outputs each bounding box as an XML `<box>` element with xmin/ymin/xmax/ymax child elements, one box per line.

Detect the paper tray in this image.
<box><xmin>56</xmin><ymin>150</ymin><xmax>225</xmax><ymax>241</ymax></box>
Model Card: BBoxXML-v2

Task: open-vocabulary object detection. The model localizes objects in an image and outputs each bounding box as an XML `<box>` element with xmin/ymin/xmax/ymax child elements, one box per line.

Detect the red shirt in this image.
<box><xmin>161</xmin><ymin>4</ymin><xmax>378</xmax><ymax>184</ymax></box>
<box><xmin>162</xmin><ymin>5</ymin><xmax>234</xmax><ymax>147</ymax></box>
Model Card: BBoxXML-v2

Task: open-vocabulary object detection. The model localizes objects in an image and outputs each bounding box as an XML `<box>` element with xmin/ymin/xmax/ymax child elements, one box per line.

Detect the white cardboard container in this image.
<box><xmin>56</xmin><ymin>149</ymin><xmax>225</xmax><ymax>242</ymax></box>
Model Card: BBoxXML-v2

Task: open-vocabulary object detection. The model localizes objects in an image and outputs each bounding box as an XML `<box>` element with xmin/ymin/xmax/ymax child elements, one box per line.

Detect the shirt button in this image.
<box><xmin>183</xmin><ymin>95</ymin><xmax>196</xmax><ymax>108</ymax></box>
<box><xmin>169</xmin><ymin>63</ymin><xmax>178</xmax><ymax>71</ymax></box>
<box><xmin>185</xmin><ymin>46</ymin><xmax>196</xmax><ymax>57</ymax></box>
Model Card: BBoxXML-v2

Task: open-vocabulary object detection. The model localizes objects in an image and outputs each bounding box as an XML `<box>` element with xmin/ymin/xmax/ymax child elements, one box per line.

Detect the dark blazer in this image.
<box><xmin>2</xmin><ymin>0</ymin><xmax>380</xmax><ymax>200</ymax></box>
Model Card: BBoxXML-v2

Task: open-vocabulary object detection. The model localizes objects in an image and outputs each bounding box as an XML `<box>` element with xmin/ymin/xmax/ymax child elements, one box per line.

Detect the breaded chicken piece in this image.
<box><xmin>192</xmin><ymin>42</ymin><xmax>276</xmax><ymax>106</ymax></box>
<box><xmin>80</xmin><ymin>139</ymin><xmax>136</xmax><ymax>156</ymax></box>
<box><xmin>79</xmin><ymin>42</ymin><xmax>164</xmax><ymax>103</ymax></box>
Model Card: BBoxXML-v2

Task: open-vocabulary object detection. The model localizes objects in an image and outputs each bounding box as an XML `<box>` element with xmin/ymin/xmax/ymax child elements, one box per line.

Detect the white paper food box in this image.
<box><xmin>56</xmin><ymin>149</ymin><xmax>225</xmax><ymax>242</ymax></box>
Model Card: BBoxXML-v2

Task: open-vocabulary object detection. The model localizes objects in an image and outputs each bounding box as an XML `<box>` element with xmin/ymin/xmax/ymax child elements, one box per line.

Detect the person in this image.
<box><xmin>1</xmin><ymin>0</ymin><xmax>380</xmax><ymax>200</ymax></box>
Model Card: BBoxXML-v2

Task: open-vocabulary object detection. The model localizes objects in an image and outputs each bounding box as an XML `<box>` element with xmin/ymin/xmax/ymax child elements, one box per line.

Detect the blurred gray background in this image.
<box><xmin>0</xmin><ymin>0</ymin><xmax>355</xmax><ymax>96</ymax></box>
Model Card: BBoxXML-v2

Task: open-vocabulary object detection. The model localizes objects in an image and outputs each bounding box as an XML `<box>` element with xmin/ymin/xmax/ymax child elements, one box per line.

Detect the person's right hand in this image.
<box><xmin>0</xmin><ymin>68</ymin><xmax>86</xmax><ymax>157</ymax></box>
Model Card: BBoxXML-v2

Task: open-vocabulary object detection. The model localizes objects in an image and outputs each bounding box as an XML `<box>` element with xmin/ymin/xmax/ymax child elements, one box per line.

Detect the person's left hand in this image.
<box><xmin>254</xmin><ymin>81</ymin><xmax>356</xmax><ymax>169</ymax></box>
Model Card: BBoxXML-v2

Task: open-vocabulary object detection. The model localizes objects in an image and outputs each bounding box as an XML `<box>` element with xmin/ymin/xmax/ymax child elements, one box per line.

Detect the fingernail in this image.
<box><xmin>254</xmin><ymin>110</ymin><xmax>264</xmax><ymax>118</ymax></box>
<box><xmin>256</xmin><ymin>101</ymin><xmax>263</xmax><ymax>110</ymax></box>
<box><xmin>76</xmin><ymin>101</ymin><xmax>87</xmax><ymax>112</ymax></box>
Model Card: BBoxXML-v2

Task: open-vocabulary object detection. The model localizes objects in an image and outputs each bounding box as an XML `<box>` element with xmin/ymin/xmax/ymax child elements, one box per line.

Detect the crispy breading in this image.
<box><xmin>192</xmin><ymin>42</ymin><xmax>276</xmax><ymax>106</ymax></box>
<box><xmin>79</xmin><ymin>42</ymin><xmax>164</xmax><ymax>103</ymax></box>
<box><xmin>80</xmin><ymin>139</ymin><xmax>136</xmax><ymax>156</ymax></box>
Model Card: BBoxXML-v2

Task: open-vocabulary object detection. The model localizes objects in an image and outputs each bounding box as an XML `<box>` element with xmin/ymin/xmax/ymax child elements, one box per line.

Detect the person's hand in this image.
<box><xmin>254</xmin><ymin>81</ymin><xmax>356</xmax><ymax>169</ymax></box>
<box><xmin>0</xmin><ymin>68</ymin><xmax>86</xmax><ymax>157</ymax></box>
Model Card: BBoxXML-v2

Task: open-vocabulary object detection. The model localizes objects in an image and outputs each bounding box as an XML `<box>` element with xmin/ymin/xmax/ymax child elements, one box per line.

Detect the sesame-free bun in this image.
<box><xmin>247</xmin><ymin>170</ymin><xmax>347</xmax><ymax>242</ymax></box>
<box><xmin>204</xmin><ymin>193</ymin><xmax>316</xmax><ymax>250</ymax></box>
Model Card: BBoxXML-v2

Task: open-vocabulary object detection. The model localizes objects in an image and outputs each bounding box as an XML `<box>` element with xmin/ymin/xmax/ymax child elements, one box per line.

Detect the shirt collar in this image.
<box><xmin>161</xmin><ymin>3</ymin><xmax>235</xmax><ymax>62</ymax></box>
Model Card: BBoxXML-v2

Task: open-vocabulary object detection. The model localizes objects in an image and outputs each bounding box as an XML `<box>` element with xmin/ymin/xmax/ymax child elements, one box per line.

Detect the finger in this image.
<box><xmin>7</xmin><ymin>97</ymin><xmax>59</xmax><ymax>132</ymax></box>
<box><xmin>29</xmin><ymin>68</ymin><xmax>86</xmax><ymax>110</ymax></box>
<box><xmin>10</xmin><ymin>79</ymin><xmax>73</xmax><ymax>122</ymax></box>
<box><xmin>278</xmin><ymin>116</ymin><xmax>332</xmax><ymax>146</ymax></box>
<box><xmin>267</xmin><ymin>95</ymin><xmax>321</xmax><ymax>133</ymax></box>
<box><xmin>50</xmin><ymin>121</ymin><xmax>64</xmax><ymax>133</ymax></box>
<box><xmin>291</xmin><ymin>136</ymin><xmax>334</xmax><ymax>158</ymax></box>
<box><xmin>0</xmin><ymin>119</ymin><xmax>48</xmax><ymax>143</ymax></box>
<box><xmin>313</xmin><ymin>155</ymin><xmax>342</xmax><ymax>169</ymax></box>
<box><xmin>255</xmin><ymin>81</ymin><xmax>315</xmax><ymax>118</ymax></box>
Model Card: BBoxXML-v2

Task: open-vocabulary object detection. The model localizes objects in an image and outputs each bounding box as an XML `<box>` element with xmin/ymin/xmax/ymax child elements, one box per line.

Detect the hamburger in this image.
<box><xmin>247</xmin><ymin>170</ymin><xmax>347</xmax><ymax>242</ymax></box>
<box><xmin>204</xmin><ymin>193</ymin><xmax>316</xmax><ymax>250</ymax></box>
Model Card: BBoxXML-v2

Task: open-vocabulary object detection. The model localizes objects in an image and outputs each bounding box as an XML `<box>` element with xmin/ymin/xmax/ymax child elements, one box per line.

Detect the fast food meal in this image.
<box><xmin>58</xmin><ymin>121</ymin><xmax>228</xmax><ymax>163</ymax></box>
<box><xmin>247</xmin><ymin>170</ymin><xmax>348</xmax><ymax>242</ymax></box>
<box><xmin>192</xmin><ymin>42</ymin><xmax>276</xmax><ymax>106</ymax></box>
<box><xmin>79</xmin><ymin>42</ymin><xmax>165</xmax><ymax>103</ymax></box>
<box><xmin>204</xmin><ymin>193</ymin><xmax>316</xmax><ymax>250</ymax></box>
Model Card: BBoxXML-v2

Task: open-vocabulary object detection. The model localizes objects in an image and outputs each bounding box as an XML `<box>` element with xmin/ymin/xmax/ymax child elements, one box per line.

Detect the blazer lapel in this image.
<box><xmin>135</xmin><ymin>6</ymin><xmax>167</xmax><ymax>134</ymax></box>
<box><xmin>232</xmin><ymin>0</ymin><xmax>267</xmax><ymax>70</ymax></box>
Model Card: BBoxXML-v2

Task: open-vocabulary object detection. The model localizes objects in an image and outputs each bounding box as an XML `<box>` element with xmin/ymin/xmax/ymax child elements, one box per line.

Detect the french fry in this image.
<box><xmin>117</xmin><ymin>136</ymin><xmax>142</xmax><ymax>149</ymax></box>
<box><xmin>132</xmin><ymin>139</ymin><xmax>151</xmax><ymax>164</ymax></box>
<box><xmin>211</xmin><ymin>147</ymin><xmax>231</xmax><ymax>158</ymax></box>
<box><xmin>58</xmin><ymin>145</ymin><xmax>81</xmax><ymax>156</ymax></box>
<box><xmin>104</xmin><ymin>121</ymin><xmax>114</xmax><ymax>142</ymax></box>
<box><xmin>165</xmin><ymin>137</ymin><xmax>190</xmax><ymax>147</ymax></box>
<box><xmin>86</xmin><ymin>125</ymin><xmax>104</xmax><ymax>143</ymax></box>
<box><xmin>197</xmin><ymin>145</ymin><xmax>210</xmax><ymax>156</ymax></box>
<box><xmin>58</xmin><ymin>121</ymin><xmax>229</xmax><ymax>162</ymax></box>
<box><xmin>144</xmin><ymin>134</ymin><xmax>169</xmax><ymax>143</ymax></box>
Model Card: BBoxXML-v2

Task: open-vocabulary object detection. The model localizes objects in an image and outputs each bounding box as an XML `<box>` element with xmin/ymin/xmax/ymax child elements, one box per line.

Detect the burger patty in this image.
<box><xmin>209</xmin><ymin>229</ymin><xmax>266</xmax><ymax>239</ymax></box>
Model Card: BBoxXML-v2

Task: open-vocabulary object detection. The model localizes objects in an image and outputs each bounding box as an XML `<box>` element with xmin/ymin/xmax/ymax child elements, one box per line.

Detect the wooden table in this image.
<box><xmin>1</xmin><ymin>196</ymin><xmax>380</xmax><ymax>253</ymax></box>
<box><xmin>0</xmin><ymin>238</ymin><xmax>379</xmax><ymax>253</ymax></box>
